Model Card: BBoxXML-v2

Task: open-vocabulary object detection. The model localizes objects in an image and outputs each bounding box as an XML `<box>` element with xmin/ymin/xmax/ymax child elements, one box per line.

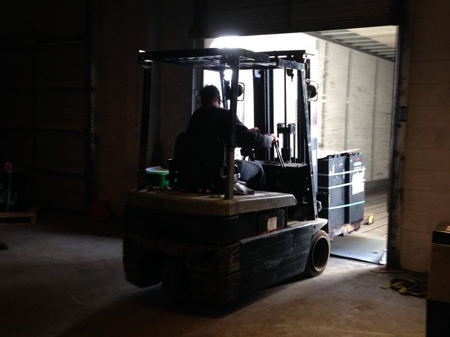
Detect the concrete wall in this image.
<box><xmin>94</xmin><ymin>0</ymin><xmax>193</xmax><ymax>216</ymax></box>
<box><xmin>0</xmin><ymin>1</ymin><xmax>91</xmax><ymax>211</ymax></box>
<box><xmin>398</xmin><ymin>0</ymin><xmax>450</xmax><ymax>272</ymax></box>
<box><xmin>158</xmin><ymin>0</ymin><xmax>195</xmax><ymax>164</ymax></box>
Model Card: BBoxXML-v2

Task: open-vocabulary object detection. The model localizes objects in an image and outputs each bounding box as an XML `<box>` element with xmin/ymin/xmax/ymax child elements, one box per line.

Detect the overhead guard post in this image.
<box><xmin>297</xmin><ymin>68</ymin><xmax>318</xmax><ymax>220</ymax></box>
<box><xmin>137</xmin><ymin>61</ymin><xmax>153</xmax><ymax>189</ymax></box>
<box><xmin>224</xmin><ymin>55</ymin><xmax>240</xmax><ymax>200</ymax></box>
<box><xmin>219</xmin><ymin>69</ymin><xmax>229</xmax><ymax>109</ymax></box>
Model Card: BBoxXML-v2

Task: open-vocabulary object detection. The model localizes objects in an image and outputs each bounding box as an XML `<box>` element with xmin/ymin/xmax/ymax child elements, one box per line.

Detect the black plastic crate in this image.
<box><xmin>345</xmin><ymin>153</ymin><xmax>365</xmax><ymax>224</ymax></box>
<box><xmin>317</xmin><ymin>191</ymin><xmax>345</xmax><ymax>229</ymax></box>
<box><xmin>318</xmin><ymin>155</ymin><xmax>346</xmax><ymax>229</ymax></box>
<box><xmin>318</xmin><ymin>154</ymin><xmax>346</xmax><ymax>189</ymax></box>
<box><xmin>427</xmin><ymin>222</ymin><xmax>450</xmax><ymax>337</ymax></box>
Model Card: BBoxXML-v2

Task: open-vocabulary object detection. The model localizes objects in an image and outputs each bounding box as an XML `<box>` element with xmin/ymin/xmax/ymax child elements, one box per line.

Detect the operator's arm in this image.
<box><xmin>235</xmin><ymin>118</ymin><xmax>273</xmax><ymax>149</ymax></box>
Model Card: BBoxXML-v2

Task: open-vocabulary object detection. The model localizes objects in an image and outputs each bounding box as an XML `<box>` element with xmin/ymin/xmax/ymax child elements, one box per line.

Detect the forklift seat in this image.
<box><xmin>169</xmin><ymin>132</ymin><xmax>236</xmax><ymax>192</ymax></box>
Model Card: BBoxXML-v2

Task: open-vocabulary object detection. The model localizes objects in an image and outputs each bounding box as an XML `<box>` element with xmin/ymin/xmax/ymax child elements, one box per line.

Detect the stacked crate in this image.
<box><xmin>317</xmin><ymin>152</ymin><xmax>365</xmax><ymax>230</ymax></box>
<box><xmin>317</xmin><ymin>155</ymin><xmax>346</xmax><ymax>229</ymax></box>
<box><xmin>345</xmin><ymin>153</ymin><xmax>365</xmax><ymax>224</ymax></box>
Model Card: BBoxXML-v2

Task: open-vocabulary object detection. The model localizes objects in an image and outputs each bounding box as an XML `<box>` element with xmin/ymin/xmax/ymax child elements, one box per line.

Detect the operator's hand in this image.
<box><xmin>249</xmin><ymin>127</ymin><xmax>260</xmax><ymax>133</ymax></box>
<box><xmin>269</xmin><ymin>133</ymin><xmax>278</xmax><ymax>144</ymax></box>
<box><xmin>3</xmin><ymin>162</ymin><xmax>13</xmax><ymax>173</ymax></box>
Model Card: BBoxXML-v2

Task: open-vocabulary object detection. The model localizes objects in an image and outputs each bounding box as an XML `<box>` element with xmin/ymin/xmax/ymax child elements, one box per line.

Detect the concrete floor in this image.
<box><xmin>0</xmin><ymin>212</ymin><xmax>425</xmax><ymax>337</ymax></box>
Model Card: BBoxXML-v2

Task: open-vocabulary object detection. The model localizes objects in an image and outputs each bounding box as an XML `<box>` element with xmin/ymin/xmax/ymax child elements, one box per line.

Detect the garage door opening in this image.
<box><xmin>203</xmin><ymin>26</ymin><xmax>397</xmax><ymax>265</ymax></box>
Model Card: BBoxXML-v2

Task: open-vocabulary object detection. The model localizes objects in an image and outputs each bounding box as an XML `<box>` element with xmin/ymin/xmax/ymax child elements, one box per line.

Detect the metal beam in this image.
<box><xmin>337</xmin><ymin>37</ymin><xmax>374</xmax><ymax>43</ymax></box>
<box><xmin>318</xmin><ymin>30</ymin><xmax>349</xmax><ymax>34</ymax></box>
<box><xmin>320</xmin><ymin>31</ymin><xmax>354</xmax><ymax>36</ymax></box>
<box><xmin>350</xmin><ymin>42</ymin><xmax>383</xmax><ymax>47</ymax></box>
<box><xmin>365</xmin><ymin>49</ymin><xmax>395</xmax><ymax>54</ymax></box>
<box><xmin>375</xmin><ymin>51</ymin><xmax>395</xmax><ymax>55</ymax></box>
<box><xmin>137</xmin><ymin>65</ymin><xmax>153</xmax><ymax>189</ymax></box>
<box><xmin>366</xmin><ymin>46</ymin><xmax>395</xmax><ymax>51</ymax></box>
<box><xmin>306</xmin><ymin>32</ymin><xmax>394</xmax><ymax>62</ymax></box>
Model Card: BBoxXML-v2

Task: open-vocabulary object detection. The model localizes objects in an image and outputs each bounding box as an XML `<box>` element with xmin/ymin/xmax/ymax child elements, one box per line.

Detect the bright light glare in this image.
<box><xmin>208</xmin><ymin>33</ymin><xmax>317</xmax><ymax>52</ymax></box>
<box><xmin>204</xmin><ymin>33</ymin><xmax>319</xmax><ymax>151</ymax></box>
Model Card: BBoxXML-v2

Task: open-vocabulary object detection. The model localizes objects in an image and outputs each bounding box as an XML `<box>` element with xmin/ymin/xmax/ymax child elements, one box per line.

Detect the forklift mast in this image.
<box><xmin>250</xmin><ymin>50</ymin><xmax>318</xmax><ymax>219</ymax></box>
<box><xmin>252</xmin><ymin>51</ymin><xmax>318</xmax><ymax>186</ymax></box>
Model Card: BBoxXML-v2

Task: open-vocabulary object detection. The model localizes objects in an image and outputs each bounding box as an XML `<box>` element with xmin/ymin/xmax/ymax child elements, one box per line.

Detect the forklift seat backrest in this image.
<box><xmin>170</xmin><ymin>132</ymin><xmax>229</xmax><ymax>192</ymax></box>
<box><xmin>174</xmin><ymin>132</ymin><xmax>226</xmax><ymax>166</ymax></box>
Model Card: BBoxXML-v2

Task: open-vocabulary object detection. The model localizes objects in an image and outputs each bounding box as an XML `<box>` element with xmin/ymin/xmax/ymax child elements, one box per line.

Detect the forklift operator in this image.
<box><xmin>187</xmin><ymin>85</ymin><xmax>278</xmax><ymax>190</ymax></box>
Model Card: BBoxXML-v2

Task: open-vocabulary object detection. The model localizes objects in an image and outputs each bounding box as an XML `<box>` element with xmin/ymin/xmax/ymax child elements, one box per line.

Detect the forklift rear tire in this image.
<box><xmin>304</xmin><ymin>230</ymin><xmax>330</xmax><ymax>277</ymax></box>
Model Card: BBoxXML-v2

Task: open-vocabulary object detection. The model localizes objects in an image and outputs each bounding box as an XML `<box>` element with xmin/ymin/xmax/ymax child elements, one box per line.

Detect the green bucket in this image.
<box><xmin>145</xmin><ymin>166</ymin><xmax>169</xmax><ymax>187</ymax></box>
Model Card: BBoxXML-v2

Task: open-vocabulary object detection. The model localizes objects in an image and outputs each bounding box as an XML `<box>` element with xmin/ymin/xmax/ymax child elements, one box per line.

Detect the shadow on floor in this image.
<box><xmin>0</xmin><ymin>209</ymin><xmax>425</xmax><ymax>337</ymax></box>
<box><xmin>56</xmin><ymin>283</ymin><xmax>280</xmax><ymax>337</ymax></box>
<box><xmin>2</xmin><ymin>209</ymin><xmax>125</xmax><ymax>239</ymax></box>
<box><xmin>56</xmin><ymin>264</ymin><xmax>422</xmax><ymax>337</ymax></box>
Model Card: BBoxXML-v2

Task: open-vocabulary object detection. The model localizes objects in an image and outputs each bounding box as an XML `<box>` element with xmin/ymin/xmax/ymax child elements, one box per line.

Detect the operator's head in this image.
<box><xmin>200</xmin><ymin>85</ymin><xmax>221</xmax><ymax>107</ymax></box>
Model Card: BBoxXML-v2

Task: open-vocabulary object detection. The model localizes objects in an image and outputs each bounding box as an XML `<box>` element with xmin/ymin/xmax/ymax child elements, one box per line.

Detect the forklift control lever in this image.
<box><xmin>277</xmin><ymin>123</ymin><xmax>296</xmax><ymax>164</ymax></box>
<box><xmin>274</xmin><ymin>142</ymin><xmax>286</xmax><ymax>169</ymax></box>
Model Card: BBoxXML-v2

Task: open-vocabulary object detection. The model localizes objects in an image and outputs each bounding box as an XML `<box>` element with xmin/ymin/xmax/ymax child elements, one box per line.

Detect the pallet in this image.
<box><xmin>329</xmin><ymin>213</ymin><xmax>375</xmax><ymax>240</ymax></box>
<box><xmin>0</xmin><ymin>207</ymin><xmax>38</xmax><ymax>225</ymax></box>
<box><xmin>361</xmin><ymin>213</ymin><xmax>375</xmax><ymax>225</ymax></box>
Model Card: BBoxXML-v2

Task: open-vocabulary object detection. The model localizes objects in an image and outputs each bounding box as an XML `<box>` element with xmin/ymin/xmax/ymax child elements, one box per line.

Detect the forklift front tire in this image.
<box><xmin>304</xmin><ymin>230</ymin><xmax>330</xmax><ymax>277</ymax></box>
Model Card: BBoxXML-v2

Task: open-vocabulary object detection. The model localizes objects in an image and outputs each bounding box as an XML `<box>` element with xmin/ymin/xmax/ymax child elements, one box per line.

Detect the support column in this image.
<box><xmin>137</xmin><ymin>64</ymin><xmax>153</xmax><ymax>189</ymax></box>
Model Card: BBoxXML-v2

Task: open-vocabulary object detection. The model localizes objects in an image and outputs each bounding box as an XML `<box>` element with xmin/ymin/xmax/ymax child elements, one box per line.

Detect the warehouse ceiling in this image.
<box><xmin>309</xmin><ymin>26</ymin><xmax>397</xmax><ymax>61</ymax></box>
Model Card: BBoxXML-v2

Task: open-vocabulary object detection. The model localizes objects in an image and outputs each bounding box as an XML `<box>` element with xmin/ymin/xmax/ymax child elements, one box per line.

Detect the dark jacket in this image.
<box><xmin>187</xmin><ymin>104</ymin><xmax>272</xmax><ymax>149</ymax></box>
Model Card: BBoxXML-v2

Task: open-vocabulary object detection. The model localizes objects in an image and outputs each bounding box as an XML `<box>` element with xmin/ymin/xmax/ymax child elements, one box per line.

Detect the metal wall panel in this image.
<box><xmin>197</xmin><ymin>0</ymin><xmax>399</xmax><ymax>38</ymax></box>
<box><xmin>0</xmin><ymin>0</ymin><xmax>92</xmax><ymax>212</ymax></box>
<box><xmin>0</xmin><ymin>0</ymin><xmax>86</xmax><ymax>43</ymax></box>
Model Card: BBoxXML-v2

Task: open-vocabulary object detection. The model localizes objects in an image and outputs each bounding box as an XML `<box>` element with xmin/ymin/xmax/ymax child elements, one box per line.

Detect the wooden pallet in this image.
<box><xmin>0</xmin><ymin>207</ymin><xmax>38</xmax><ymax>225</ymax></box>
<box><xmin>329</xmin><ymin>213</ymin><xmax>376</xmax><ymax>240</ymax></box>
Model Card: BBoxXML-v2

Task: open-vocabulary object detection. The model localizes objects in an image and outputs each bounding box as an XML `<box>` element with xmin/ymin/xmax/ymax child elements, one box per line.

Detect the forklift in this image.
<box><xmin>123</xmin><ymin>48</ymin><xmax>330</xmax><ymax>303</ymax></box>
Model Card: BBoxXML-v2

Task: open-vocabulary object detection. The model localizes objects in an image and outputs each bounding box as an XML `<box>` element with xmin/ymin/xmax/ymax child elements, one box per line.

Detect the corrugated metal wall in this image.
<box><xmin>195</xmin><ymin>0</ymin><xmax>400</xmax><ymax>38</ymax></box>
<box><xmin>314</xmin><ymin>38</ymin><xmax>394</xmax><ymax>182</ymax></box>
<box><xmin>0</xmin><ymin>0</ymin><xmax>92</xmax><ymax>211</ymax></box>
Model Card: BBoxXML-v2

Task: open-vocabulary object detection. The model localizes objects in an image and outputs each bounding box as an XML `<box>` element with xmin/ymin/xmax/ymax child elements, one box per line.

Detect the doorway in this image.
<box><xmin>203</xmin><ymin>26</ymin><xmax>397</xmax><ymax>264</ymax></box>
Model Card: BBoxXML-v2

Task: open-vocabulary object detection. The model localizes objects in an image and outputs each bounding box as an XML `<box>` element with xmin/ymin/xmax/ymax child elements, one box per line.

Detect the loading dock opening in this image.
<box><xmin>202</xmin><ymin>27</ymin><xmax>397</xmax><ymax>265</ymax></box>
